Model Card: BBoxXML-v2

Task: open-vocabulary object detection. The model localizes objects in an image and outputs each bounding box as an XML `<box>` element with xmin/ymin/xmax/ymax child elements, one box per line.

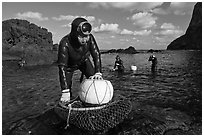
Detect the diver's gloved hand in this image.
<box><xmin>89</xmin><ymin>72</ymin><xmax>103</xmax><ymax>80</ymax></box>
<box><xmin>60</xmin><ymin>89</ymin><xmax>70</xmax><ymax>103</ymax></box>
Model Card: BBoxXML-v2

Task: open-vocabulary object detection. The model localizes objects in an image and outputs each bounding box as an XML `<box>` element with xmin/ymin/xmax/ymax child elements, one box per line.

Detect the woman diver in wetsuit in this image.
<box><xmin>148</xmin><ymin>55</ymin><xmax>157</xmax><ymax>72</ymax></box>
<box><xmin>113</xmin><ymin>55</ymin><xmax>124</xmax><ymax>73</ymax></box>
<box><xmin>57</xmin><ymin>17</ymin><xmax>103</xmax><ymax>106</ymax></box>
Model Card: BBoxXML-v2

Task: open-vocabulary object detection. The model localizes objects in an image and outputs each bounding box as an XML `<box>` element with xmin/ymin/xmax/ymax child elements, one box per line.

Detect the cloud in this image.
<box><xmin>159</xmin><ymin>23</ymin><xmax>183</xmax><ymax>36</ymax></box>
<box><xmin>88</xmin><ymin>2</ymin><xmax>162</xmax><ymax>11</ymax></box>
<box><xmin>170</xmin><ymin>2</ymin><xmax>195</xmax><ymax>15</ymax></box>
<box><xmin>61</xmin><ymin>23</ymin><xmax>71</xmax><ymax>28</ymax></box>
<box><xmin>52</xmin><ymin>15</ymin><xmax>75</xmax><ymax>21</ymax></box>
<box><xmin>93</xmin><ymin>23</ymin><xmax>151</xmax><ymax>36</ymax></box>
<box><xmin>150</xmin><ymin>2</ymin><xmax>170</xmax><ymax>15</ymax></box>
<box><xmin>88</xmin><ymin>2</ymin><xmax>109</xmax><ymax>9</ymax></box>
<box><xmin>120</xmin><ymin>29</ymin><xmax>133</xmax><ymax>35</ymax></box>
<box><xmin>155</xmin><ymin>36</ymin><xmax>166</xmax><ymax>43</ymax></box>
<box><xmin>160</xmin><ymin>29</ymin><xmax>183</xmax><ymax>36</ymax></box>
<box><xmin>15</xmin><ymin>11</ymin><xmax>48</xmax><ymax>21</ymax></box>
<box><xmin>151</xmin><ymin>8</ymin><xmax>169</xmax><ymax>15</ymax></box>
<box><xmin>93</xmin><ymin>23</ymin><xmax>120</xmax><ymax>33</ymax></box>
<box><xmin>133</xmin><ymin>30</ymin><xmax>152</xmax><ymax>36</ymax></box>
<box><xmin>154</xmin><ymin>22</ymin><xmax>184</xmax><ymax>45</ymax></box>
<box><xmin>128</xmin><ymin>12</ymin><xmax>157</xmax><ymax>28</ymax></box>
<box><xmin>54</xmin><ymin>15</ymin><xmax>97</xmax><ymax>28</ymax></box>
<box><xmin>52</xmin><ymin>15</ymin><xmax>96</xmax><ymax>23</ymax></box>
<box><xmin>151</xmin><ymin>2</ymin><xmax>195</xmax><ymax>15</ymax></box>
<box><xmin>160</xmin><ymin>23</ymin><xmax>175</xmax><ymax>30</ymax></box>
<box><xmin>120</xmin><ymin>29</ymin><xmax>151</xmax><ymax>36</ymax></box>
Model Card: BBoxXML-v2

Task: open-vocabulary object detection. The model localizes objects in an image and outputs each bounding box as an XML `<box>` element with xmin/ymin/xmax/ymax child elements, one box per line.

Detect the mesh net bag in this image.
<box><xmin>54</xmin><ymin>94</ymin><xmax>132</xmax><ymax>131</ymax></box>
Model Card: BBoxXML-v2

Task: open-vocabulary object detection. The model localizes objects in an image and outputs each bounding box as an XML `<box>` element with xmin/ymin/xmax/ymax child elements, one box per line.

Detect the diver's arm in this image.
<box><xmin>112</xmin><ymin>61</ymin><xmax>117</xmax><ymax>71</ymax></box>
<box><xmin>113</xmin><ymin>61</ymin><xmax>117</xmax><ymax>69</ymax></box>
<box><xmin>89</xmin><ymin>34</ymin><xmax>102</xmax><ymax>73</ymax></box>
<box><xmin>57</xmin><ymin>38</ymin><xmax>69</xmax><ymax>90</ymax></box>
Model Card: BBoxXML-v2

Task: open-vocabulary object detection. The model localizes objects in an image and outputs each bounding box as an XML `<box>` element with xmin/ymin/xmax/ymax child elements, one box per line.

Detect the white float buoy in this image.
<box><xmin>79</xmin><ymin>79</ymin><xmax>114</xmax><ymax>105</ymax></box>
<box><xmin>130</xmin><ymin>65</ymin><xmax>137</xmax><ymax>71</ymax></box>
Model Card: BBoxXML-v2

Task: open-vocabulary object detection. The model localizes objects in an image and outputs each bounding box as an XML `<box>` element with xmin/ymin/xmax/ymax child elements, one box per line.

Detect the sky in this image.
<box><xmin>2</xmin><ymin>1</ymin><xmax>196</xmax><ymax>50</ymax></box>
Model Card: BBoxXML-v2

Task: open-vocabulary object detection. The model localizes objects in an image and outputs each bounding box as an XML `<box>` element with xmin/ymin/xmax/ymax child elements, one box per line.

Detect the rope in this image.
<box><xmin>64</xmin><ymin>103</ymin><xmax>73</xmax><ymax>129</ymax></box>
<box><xmin>58</xmin><ymin>101</ymin><xmax>107</xmax><ymax>111</ymax></box>
<box><xmin>54</xmin><ymin>94</ymin><xmax>132</xmax><ymax>131</ymax></box>
<box><xmin>63</xmin><ymin>101</ymin><xmax>107</xmax><ymax>129</ymax></box>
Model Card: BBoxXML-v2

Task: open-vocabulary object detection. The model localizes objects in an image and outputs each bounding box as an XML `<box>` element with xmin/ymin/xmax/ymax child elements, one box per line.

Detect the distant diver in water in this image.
<box><xmin>18</xmin><ymin>59</ymin><xmax>26</xmax><ymax>68</ymax></box>
<box><xmin>113</xmin><ymin>55</ymin><xmax>124</xmax><ymax>73</ymax></box>
<box><xmin>148</xmin><ymin>55</ymin><xmax>157</xmax><ymax>72</ymax></box>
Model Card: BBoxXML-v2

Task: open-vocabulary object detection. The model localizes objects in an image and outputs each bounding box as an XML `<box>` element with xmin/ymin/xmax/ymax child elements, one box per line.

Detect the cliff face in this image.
<box><xmin>2</xmin><ymin>19</ymin><xmax>57</xmax><ymax>66</ymax></box>
<box><xmin>167</xmin><ymin>2</ymin><xmax>202</xmax><ymax>50</ymax></box>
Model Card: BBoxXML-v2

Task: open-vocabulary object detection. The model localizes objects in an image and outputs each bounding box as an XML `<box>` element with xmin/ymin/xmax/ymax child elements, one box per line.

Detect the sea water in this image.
<box><xmin>102</xmin><ymin>50</ymin><xmax>202</xmax><ymax>118</ymax></box>
<box><xmin>2</xmin><ymin>50</ymin><xmax>202</xmax><ymax>134</ymax></box>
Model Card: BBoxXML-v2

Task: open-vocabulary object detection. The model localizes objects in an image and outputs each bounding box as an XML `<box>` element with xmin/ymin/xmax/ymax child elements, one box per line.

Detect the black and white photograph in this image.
<box><xmin>2</xmin><ymin>1</ymin><xmax>202</xmax><ymax>135</ymax></box>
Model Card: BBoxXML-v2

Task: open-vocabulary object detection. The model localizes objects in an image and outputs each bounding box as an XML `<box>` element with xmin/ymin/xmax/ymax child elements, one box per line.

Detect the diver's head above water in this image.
<box><xmin>149</xmin><ymin>54</ymin><xmax>156</xmax><ymax>61</ymax></box>
<box><xmin>116</xmin><ymin>55</ymin><xmax>121</xmax><ymax>60</ymax></box>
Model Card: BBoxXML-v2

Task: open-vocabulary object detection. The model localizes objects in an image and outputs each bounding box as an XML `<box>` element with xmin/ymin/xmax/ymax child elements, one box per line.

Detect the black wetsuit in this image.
<box><xmin>57</xmin><ymin>18</ymin><xmax>102</xmax><ymax>96</ymax></box>
<box><xmin>148</xmin><ymin>56</ymin><xmax>157</xmax><ymax>72</ymax></box>
<box><xmin>114</xmin><ymin>59</ymin><xmax>124</xmax><ymax>72</ymax></box>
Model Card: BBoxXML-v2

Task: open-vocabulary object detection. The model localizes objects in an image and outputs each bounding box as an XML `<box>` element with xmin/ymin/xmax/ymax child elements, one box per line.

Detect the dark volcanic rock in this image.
<box><xmin>102</xmin><ymin>46</ymin><xmax>139</xmax><ymax>54</ymax></box>
<box><xmin>167</xmin><ymin>2</ymin><xmax>202</xmax><ymax>50</ymax></box>
<box><xmin>147</xmin><ymin>49</ymin><xmax>161</xmax><ymax>53</ymax></box>
<box><xmin>2</xmin><ymin>19</ymin><xmax>57</xmax><ymax>66</ymax></box>
<box><xmin>122</xmin><ymin>46</ymin><xmax>139</xmax><ymax>54</ymax></box>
